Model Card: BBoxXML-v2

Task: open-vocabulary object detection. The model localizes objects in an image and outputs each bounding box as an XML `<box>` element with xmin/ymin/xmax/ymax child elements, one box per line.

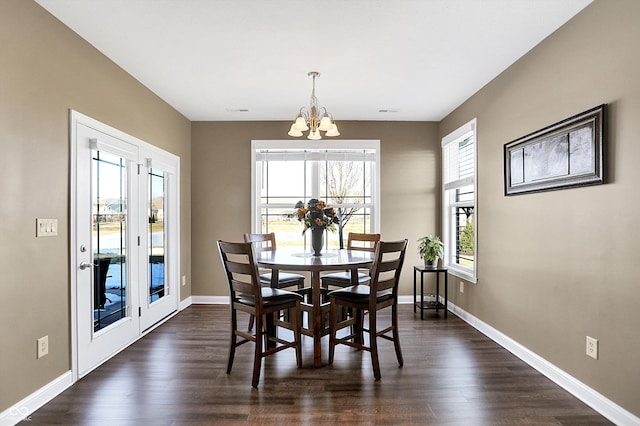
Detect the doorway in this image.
<box><xmin>70</xmin><ymin>111</ymin><xmax>180</xmax><ymax>378</ymax></box>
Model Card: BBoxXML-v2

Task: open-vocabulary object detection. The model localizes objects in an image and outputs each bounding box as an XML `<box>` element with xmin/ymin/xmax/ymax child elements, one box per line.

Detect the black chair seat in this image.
<box><xmin>327</xmin><ymin>285</ymin><xmax>393</xmax><ymax>303</ymax></box>
<box><xmin>238</xmin><ymin>287</ymin><xmax>304</xmax><ymax>306</ymax></box>
<box><xmin>321</xmin><ymin>271</ymin><xmax>370</xmax><ymax>285</ymax></box>
<box><xmin>260</xmin><ymin>272</ymin><xmax>306</xmax><ymax>286</ymax></box>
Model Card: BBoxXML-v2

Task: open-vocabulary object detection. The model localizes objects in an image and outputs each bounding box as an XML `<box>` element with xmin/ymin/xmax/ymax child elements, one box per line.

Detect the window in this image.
<box><xmin>252</xmin><ymin>140</ymin><xmax>380</xmax><ymax>249</ymax></box>
<box><xmin>442</xmin><ymin>119</ymin><xmax>477</xmax><ymax>282</ymax></box>
<box><xmin>148</xmin><ymin>167</ymin><xmax>166</xmax><ymax>304</ymax></box>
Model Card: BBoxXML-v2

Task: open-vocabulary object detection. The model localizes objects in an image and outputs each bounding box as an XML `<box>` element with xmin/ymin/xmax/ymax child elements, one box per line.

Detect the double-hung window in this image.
<box><xmin>442</xmin><ymin>119</ymin><xmax>477</xmax><ymax>282</ymax></box>
<box><xmin>252</xmin><ymin>140</ymin><xmax>380</xmax><ymax>249</ymax></box>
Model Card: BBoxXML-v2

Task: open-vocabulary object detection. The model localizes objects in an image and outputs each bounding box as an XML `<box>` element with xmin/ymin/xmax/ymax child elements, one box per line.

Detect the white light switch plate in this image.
<box><xmin>36</xmin><ymin>218</ymin><xmax>58</xmax><ymax>237</ymax></box>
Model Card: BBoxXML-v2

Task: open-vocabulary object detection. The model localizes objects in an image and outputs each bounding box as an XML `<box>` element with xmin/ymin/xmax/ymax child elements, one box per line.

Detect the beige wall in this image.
<box><xmin>440</xmin><ymin>0</ymin><xmax>640</xmax><ymax>416</ymax></box>
<box><xmin>0</xmin><ymin>0</ymin><xmax>191</xmax><ymax>411</ymax></box>
<box><xmin>3</xmin><ymin>0</ymin><xmax>637</xmax><ymax>420</ymax></box>
<box><xmin>191</xmin><ymin>121</ymin><xmax>439</xmax><ymax>298</ymax></box>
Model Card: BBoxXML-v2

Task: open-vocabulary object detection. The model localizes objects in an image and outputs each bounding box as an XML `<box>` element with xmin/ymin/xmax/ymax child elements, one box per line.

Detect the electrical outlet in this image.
<box><xmin>181</xmin><ymin>275</ymin><xmax>186</xmax><ymax>287</ymax></box>
<box><xmin>459</xmin><ymin>281</ymin><xmax>464</xmax><ymax>293</ymax></box>
<box><xmin>37</xmin><ymin>336</ymin><xmax>49</xmax><ymax>359</ymax></box>
<box><xmin>586</xmin><ymin>336</ymin><xmax>598</xmax><ymax>360</ymax></box>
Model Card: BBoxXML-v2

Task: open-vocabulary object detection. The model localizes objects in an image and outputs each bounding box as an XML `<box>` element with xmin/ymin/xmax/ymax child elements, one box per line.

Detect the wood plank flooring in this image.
<box><xmin>30</xmin><ymin>305</ymin><xmax>611</xmax><ymax>425</ymax></box>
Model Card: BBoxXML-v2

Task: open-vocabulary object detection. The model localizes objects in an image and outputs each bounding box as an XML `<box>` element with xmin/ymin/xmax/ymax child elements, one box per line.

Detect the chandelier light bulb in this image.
<box><xmin>307</xmin><ymin>129</ymin><xmax>322</xmax><ymax>140</ymax></box>
<box><xmin>325</xmin><ymin>123</ymin><xmax>340</xmax><ymax>137</ymax></box>
<box><xmin>288</xmin><ymin>123</ymin><xmax>303</xmax><ymax>137</ymax></box>
<box><xmin>318</xmin><ymin>115</ymin><xmax>332</xmax><ymax>131</ymax></box>
<box><xmin>293</xmin><ymin>115</ymin><xmax>309</xmax><ymax>131</ymax></box>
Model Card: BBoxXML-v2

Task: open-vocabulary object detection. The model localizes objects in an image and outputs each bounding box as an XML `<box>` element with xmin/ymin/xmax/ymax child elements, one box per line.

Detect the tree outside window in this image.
<box><xmin>252</xmin><ymin>140</ymin><xmax>379</xmax><ymax>249</ymax></box>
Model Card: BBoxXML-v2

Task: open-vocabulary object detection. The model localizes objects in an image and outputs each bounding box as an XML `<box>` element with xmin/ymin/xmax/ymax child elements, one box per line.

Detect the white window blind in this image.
<box><xmin>255</xmin><ymin>149</ymin><xmax>377</xmax><ymax>162</ymax></box>
<box><xmin>90</xmin><ymin>138</ymin><xmax>138</xmax><ymax>162</ymax></box>
<box><xmin>442</xmin><ymin>131</ymin><xmax>475</xmax><ymax>191</ymax></box>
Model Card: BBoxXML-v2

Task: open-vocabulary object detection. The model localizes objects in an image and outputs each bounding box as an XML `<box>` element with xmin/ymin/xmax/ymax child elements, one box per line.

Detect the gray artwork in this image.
<box><xmin>523</xmin><ymin>134</ymin><xmax>569</xmax><ymax>182</ymax></box>
<box><xmin>504</xmin><ymin>105</ymin><xmax>605</xmax><ymax>195</ymax></box>
<box><xmin>569</xmin><ymin>126</ymin><xmax>594</xmax><ymax>174</ymax></box>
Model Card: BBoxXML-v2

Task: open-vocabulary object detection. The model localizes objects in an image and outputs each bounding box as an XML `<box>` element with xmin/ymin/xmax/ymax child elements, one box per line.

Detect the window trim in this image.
<box><xmin>251</xmin><ymin>139</ymin><xmax>381</xmax><ymax>235</ymax></box>
<box><xmin>442</xmin><ymin>119</ymin><xmax>477</xmax><ymax>283</ymax></box>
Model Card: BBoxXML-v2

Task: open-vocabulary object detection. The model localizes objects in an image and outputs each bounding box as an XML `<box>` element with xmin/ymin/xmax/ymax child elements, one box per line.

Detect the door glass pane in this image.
<box><xmin>148</xmin><ymin>168</ymin><xmax>166</xmax><ymax>304</ymax></box>
<box><xmin>92</xmin><ymin>150</ymin><xmax>128</xmax><ymax>332</ymax></box>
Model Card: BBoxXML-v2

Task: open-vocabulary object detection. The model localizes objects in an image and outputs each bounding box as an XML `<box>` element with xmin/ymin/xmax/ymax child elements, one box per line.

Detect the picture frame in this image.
<box><xmin>504</xmin><ymin>104</ymin><xmax>605</xmax><ymax>196</ymax></box>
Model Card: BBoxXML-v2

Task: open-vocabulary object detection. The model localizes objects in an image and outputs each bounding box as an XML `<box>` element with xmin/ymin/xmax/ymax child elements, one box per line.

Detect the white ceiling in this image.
<box><xmin>35</xmin><ymin>0</ymin><xmax>592</xmax><ymax>122</ymax></box>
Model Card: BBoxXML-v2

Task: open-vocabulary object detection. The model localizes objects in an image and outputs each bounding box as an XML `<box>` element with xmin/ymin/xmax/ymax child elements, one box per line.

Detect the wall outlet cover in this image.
<box><xmin>37</xmin><ymin>336</ymin><xmax>49</xmax><ymax>358</ymax></box>
<box><xmin>586</xmin><ymin>336</ymin><xmax>598</xmax><ymax>360</ymax></box>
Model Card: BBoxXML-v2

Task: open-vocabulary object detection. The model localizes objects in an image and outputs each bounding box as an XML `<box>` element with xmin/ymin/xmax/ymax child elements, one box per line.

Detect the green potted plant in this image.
<box><xmin>417</xmin><ymin>234</ymin><xmax>443</xmax><ymax>268</ymax></box>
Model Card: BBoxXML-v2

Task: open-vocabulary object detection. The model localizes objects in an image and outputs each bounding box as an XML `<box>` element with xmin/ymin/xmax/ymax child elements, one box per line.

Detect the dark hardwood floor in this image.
<box><xmin>30</xmin><ymin>305</ymin><xmax>611</xmax><ymax>425</ymax></box>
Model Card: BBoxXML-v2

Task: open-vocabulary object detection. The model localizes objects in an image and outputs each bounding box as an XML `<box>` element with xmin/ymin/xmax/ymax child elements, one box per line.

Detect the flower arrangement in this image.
<box><xmin>294</xmin><ymin>199</ymin><xmax>339</xmax><ymax>234</ymax></box>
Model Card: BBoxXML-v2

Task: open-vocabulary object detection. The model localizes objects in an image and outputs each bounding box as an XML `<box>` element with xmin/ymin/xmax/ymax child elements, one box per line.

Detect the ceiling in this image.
<box><xmin>35</xmin><ymin>0</ymin><xmax>592</xmax><ymax>122</ymax></box>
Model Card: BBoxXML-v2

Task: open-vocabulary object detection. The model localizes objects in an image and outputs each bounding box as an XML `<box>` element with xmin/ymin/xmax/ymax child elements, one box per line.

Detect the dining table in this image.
<box><xmin>256</xmin><ymin>248</ymin><xmax>374</xmax><ymax>367</ymax></box>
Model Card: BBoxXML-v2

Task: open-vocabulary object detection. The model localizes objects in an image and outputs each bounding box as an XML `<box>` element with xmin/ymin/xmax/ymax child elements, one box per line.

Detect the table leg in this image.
<box><xmin>420</xmin><ymin>270</ymin><xmax>424</xmax><ymax>320</ymax></box>
<box><xmin>266</xmin><ymin>269</ymin><xmax>280</xmax><ymax>349</ymax></box>
<box><xmin>413</xmin><ymin>268</ymin><xmax>417</xmax><ymax>314</ymax></box>
<box><xmin>350</xmin><ymin>268</ymin><xmax>362</xmax><ymax>345</ymax></box>
<box><xmin>444</xmin><ymin>272</ymin><xmax>448</xmax><ymax>318</ymax></box>
<box><xmin>436</xmin><ymin>272</ymin><xmax>440</xmax><ymax>314</ymax></box>
<box><xmin>311</xmin><ymin>270</ymin><xmax>322</xmax><ymax>367</ymax></box>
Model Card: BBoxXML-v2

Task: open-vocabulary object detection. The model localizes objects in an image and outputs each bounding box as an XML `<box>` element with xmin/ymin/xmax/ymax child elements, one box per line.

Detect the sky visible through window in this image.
<box><xmin>258</xmin><ymin>157</ymin><xmax>374</xmax><ymax>248</ymax></box>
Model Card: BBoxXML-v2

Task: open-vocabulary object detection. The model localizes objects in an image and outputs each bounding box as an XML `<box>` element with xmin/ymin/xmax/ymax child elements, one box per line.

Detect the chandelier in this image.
<box><xmin>288</xmin><ymin>71</ymin><xmax>340</xmax><ymax>140</ymax></box>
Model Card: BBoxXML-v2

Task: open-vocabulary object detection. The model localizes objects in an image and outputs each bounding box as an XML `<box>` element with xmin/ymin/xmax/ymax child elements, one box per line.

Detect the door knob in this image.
<box><xmin>79</xmin><ymin>261</ymin><xmax>93</xmax><ymax>270</ymax></box>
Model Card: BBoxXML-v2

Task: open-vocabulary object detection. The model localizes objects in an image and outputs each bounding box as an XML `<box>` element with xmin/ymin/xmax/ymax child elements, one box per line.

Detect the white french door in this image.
<box><xmin>138</xmin><ymin>145</ymin><xmax>180</xmax><ymax>331</ymax></box>
<box><xmin>71</xmin><ymin>111</ymin><xmax>180</xmax><ymax>378</ymax></box>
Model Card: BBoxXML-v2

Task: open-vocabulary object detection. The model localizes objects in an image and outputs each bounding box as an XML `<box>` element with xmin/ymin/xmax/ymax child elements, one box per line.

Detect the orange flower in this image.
<box><xmin>296</xmin><ymin>208</ymin><xmax>308</xmax><ymax>220</ymax></box>
<box><xmin>294</xmin><ymin>199</ymin><xmax>338</xmax><ymax>234</ymax></box>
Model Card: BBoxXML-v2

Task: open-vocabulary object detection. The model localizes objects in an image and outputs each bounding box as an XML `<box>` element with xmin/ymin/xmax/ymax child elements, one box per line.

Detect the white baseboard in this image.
<box><xmin>448</xmin><ymin>302</ymin><xmax>640</xmax><ymax>426</ymax></box>
<box><xmin>193</xmin><ymin>295</ymin><xmax>415</xmax><ymax>305</ymax></box>
<box><xmin>191</xmin><ymin>295</ymin><xmax>228</xmax><ymax>304</ymax></box>
<box><xmin>398</xmin><ymin>295</ymin><xmax>414</xmax><ymax>304</ymax></box>
<box><xmin>0</xmin><ymin>371</ymin><xmax>73</xmax><ymax>426</ymax></box>
<box><xmin>179</xmin><ymin>295</ymin><xmax>193</xmax><ymax>310</ymax></box>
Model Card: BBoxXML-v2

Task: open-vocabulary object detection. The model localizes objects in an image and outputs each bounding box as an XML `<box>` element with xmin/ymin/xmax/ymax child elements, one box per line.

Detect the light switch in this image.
<box><xmin>36</xmin><ymin>218</ymin><xmax>58</xmax><ymax>237</ymax></box>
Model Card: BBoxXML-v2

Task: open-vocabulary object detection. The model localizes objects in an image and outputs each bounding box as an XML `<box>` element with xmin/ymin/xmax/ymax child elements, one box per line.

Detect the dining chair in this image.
<box><xmin>243</xmin><ymin>233</ymin><xmax>309</xmax><ymax>330</ymax></box>
<box><xmin>217</xmin><ymin>240</ymin><xmax>303</xmax><ymax>388</ymax></box>
<box><xmin>244</xmin><ymin>233</ymin><xmax>306</xmax><ymax>290</ymax></box>
<box><xmin>321</xmin><ymin>232</ymin><xmax>380</xmax><ymax>290</ymax></box>
<box><xmin>328</xmin><ymin>239</ymin><xmax>408</xmax><ymax>380</ymax></box>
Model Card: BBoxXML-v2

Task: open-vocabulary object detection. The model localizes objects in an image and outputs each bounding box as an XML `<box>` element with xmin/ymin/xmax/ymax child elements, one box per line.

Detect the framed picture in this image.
<box><xmin>504</xmin><ymin>104</ymin><xmax>605</xmax><ymax>196</ymax></box>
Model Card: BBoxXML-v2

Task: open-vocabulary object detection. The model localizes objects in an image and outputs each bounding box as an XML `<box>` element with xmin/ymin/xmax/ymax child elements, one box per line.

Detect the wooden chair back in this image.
<box><xmin>218</xmin><ymin>240</ymin><xmax>263</xmax><ymax>305</ymax></box>
<box><xmin>243</xmin><ymin>232</ymin><xmax>277</xmax><ymax>252</ymax></box>
<box><xmin>346</xmin><ymin>232</ymin><xmax>380</xmax><ymax>252</ymax></box>
<box><xmin>368</xmin><ymin>239</ymin><xmax>408</xmax><ymax>297</ymax></box>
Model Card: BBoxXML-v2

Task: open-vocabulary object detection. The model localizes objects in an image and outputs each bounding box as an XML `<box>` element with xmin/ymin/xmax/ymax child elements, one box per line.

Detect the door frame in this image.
<box><xmin>70</xmin><ymin>110</ymin><xmax>181</xmax><ymax>381</ymax></box>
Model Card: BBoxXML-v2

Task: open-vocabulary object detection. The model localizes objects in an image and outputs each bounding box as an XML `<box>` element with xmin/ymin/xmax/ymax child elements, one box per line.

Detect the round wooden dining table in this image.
<box><xmin>256</xmin><ymin>248</ymin><xmax>374</xmax><ymax>367</ymax></box>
